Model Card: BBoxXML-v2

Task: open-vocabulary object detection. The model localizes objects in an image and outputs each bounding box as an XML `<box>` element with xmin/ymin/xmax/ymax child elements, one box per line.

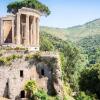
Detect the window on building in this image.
<box><xmin>20</xmin><ymin>70</ymin><xmax>24</xmax><ymax>78</ymax></box>
<box><xmin>41</xmin><ymin>69</ymin><xmax>44</xmax><ymax>75</ymax></box>
<box><xmin>20</xmin><ymin>90</ymin><xmax>25</xmax><ymax>98</ymax></box>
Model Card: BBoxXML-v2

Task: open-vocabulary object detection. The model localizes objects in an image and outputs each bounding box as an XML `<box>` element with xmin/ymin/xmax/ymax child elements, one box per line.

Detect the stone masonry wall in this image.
<box><xmin>0</xmin><ymin>51</ymin><xmax>62</xmax><ymax>100</ymax></box>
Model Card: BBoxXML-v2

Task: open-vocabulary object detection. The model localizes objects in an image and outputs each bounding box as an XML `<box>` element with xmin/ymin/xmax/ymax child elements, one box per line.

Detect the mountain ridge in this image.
<box><xmin>40</xmin><ymin>18</ymin><xmax>100</xmax><ymax>42</ymax></box>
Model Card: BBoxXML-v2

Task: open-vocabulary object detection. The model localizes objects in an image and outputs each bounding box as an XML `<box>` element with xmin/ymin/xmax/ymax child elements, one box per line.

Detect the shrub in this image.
<box><xmin>0</xmin><ymin>54</ymin><xmax>23</xmax><ymax>66</ymax></box>
<box><xmin>24</xmin><ymin>80</ymin><xmax>37</xmax><ymax>96</ymax></box>
<box><xmin>33</xmin><ymin>52</ymin><xmax>41</xmax><ymax>61</ymax></box>
<box><xmin>14</xmin><ymin>46</ymin><xmax>26</xmax><ymax>50</ymax></box>
<box><xmin>75</xmin><ymin>92</ymin><xmax>95</xmax><ymax>100</ymax></box>
<box><xmin>34</xmin><ymin>89</ymin><xmax>48</xmax><ymax>100</ymax></box>
<box><xmin>25</xmin><ymin>52</ymin><xmax>41</xmax><ymax>62</ymax></box>
<box><xmin>40</xmin><ymin>35</ymin><xmax>54</xmax><ymax>51</ymax></box>
<box><xmin>0</xmin><ymin>58</ymin><xmax>8</xmax><ymax>65</ymax></box>
<box><xmin>25</xmin><ymin>54</ymin><xmax>33</xmax><ymax>60</ymax></box>
<box><xmin>6</xmin><ymin>54</ymin><xmax>22</xmax><ymax>61</ymax></box>
<box><xmin>24</xmin><ymin>80</ymin><xmax>62</xmax><ymax>100</ymax></box>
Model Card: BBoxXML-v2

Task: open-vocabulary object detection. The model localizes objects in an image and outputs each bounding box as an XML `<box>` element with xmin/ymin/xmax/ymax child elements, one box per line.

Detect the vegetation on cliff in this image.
<box><xmin>0</xmin><ymin>54</ymin><xmax>23</xmax><ymax>66</ymax></box>
<box><xmin>40</xmin><ymin>18</ymin><xmax>100</xmax><ymax>99</ymax></box>
<box><xmin>5</xmin><ymin>0</ymin><xmax>100</xmax><ymax>99</ymax></box>
<box><xmin>24</xmin><ymin>80</ymin><xmax>61</xmax><ymax>100</ymax></box>
<box><xmin>40</xmin><ymin>32</ymin><xmax>88</xmax><ymax>97</ymax></box>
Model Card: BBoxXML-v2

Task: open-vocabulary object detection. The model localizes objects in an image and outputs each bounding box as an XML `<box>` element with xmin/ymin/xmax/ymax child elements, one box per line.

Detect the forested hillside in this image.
<box><xmin>41</xmin><ymin>18</ymin><xmax>100</xmax><ymax>66</ymax></box>
<box><xmin>40</xmin><ymin>32</ymin><xmax>89</xmax><ymax>99</ymax></box>
<box><xmin>40</xmin><ymin>18</ymin><xmax>100</xmax><ymax>99</ymax></box>
<box><xmin>41</xmin><ymin>18</ymin><xmax>100</xmax><ymax>42</ymax></box>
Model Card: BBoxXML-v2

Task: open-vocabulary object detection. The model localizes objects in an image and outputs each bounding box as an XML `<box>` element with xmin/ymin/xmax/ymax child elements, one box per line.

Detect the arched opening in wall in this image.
<box><xmin>20</xmin><ymin>90</ymin><xmax>25</xmax><ymax>98</ymax></box>
<box><xmin>41</xmin><ymin>69</ymin><xmax>44</xmax><ymax>76</ymax></box>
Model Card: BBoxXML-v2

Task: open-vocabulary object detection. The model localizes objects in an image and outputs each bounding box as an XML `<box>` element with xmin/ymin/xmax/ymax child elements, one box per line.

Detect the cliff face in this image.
<box><xmin>0</xmin><ymin>50</ymin><xmax>63</xmax><ymax>100</ymax></box>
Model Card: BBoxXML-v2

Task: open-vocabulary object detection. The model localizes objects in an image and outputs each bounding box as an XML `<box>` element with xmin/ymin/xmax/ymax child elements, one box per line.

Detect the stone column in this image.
<box><xmin>16</xmin><ymin>13</ymin><xmax>21</xmax><ymax>45</ymax></box>
<box><xmin>30</xmin><ymin>23</ymin><xmax>33</xmax><ymax>45</ymax></box>
<box><xmin>36</xmin><ymin>18</ymin><xmax>40</xmax><ymax>46</ymax></box>
<box><xmin>25</xmin><ymin>14</ymin><xmax>29</xmax><ymax>46</ymax></box>
<box><xmin>33</xmin><ymin>16</ymin><xmax>36</xmax><ymax>46</ymax></box>
<box><xmin>0</xmin><ymin>19</ymin><xmax>3</xmax><ymax>44</ymax></box>
<box><xmin>12</xmin><ymin>20</ymin><xmax>14</xmax><ymax>43</ymax></box>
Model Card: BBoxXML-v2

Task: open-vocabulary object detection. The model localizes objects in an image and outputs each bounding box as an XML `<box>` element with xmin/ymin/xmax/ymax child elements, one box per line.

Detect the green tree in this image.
<box><xmin>79</xmin><ymin>64</ymin><xmax>100</xmax><ymax>99</ymax></box>
<box><xmin>40</xmin><ymin>32</ymin><xmax>88</xmax><ymax>92</ymax></box>
<box><xmin>7</xmin><ymin>0</ymin><xmax>51</xmax><ymax>16</ymax></box>
<box><xmin>34</xmin><ymin>89</ymin><xmax>48</xmax><ymax>100</ymax></box>
<box><xmin>24</xmin><ymin>80</ymin><xmax>37</xmax><ymax>98</ymax></box>
<box><xmin>40</xmin><ymin>33</ymin><xmax>54</xmax><ymax>51</ymax></box>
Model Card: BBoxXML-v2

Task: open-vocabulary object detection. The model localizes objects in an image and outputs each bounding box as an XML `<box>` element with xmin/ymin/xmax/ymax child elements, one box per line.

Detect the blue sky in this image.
<box><xmin>0</xmin><ymin>0</ymin><xmax>100</xmax><ymax>28</ymax></box>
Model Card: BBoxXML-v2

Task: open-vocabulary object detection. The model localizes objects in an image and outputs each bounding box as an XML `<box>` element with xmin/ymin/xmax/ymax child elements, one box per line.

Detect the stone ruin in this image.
<box><xmin>0</xmin><ymin>7</ymin><xmax>63</xmax><ymax>100</ymax></box>
<box><xmin>0</xmin><ymin>51</ymin><xmax>63</xmax><ymax>100</ymax></box>
<box><xmin>0</xmin><ymin>7</ymin><xmax>41</xmax><ymax>51</ymax></box>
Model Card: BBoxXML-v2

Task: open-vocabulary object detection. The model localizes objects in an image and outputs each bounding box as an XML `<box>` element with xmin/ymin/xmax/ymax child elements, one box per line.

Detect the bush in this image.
<box><xmin>25</xmin><ymin>52</ymin><xmax>41</xmax><ymax>61</ymax></box>
<box><xmin>75</xmin><ymin>92</ymin><xmax>94</xmax><ymax>100</ymax></box>
<box><xmin>25</xmin><ymin>80</ymin><xmax>37</xmax><ymax>94</ymax></box>
<box><xmin>33</xmin><ymin>52</ymin><xmax>41</xmax><ymax>61</ymax></box>
<box><xmin>0</xmin><ymin>58</ymin><xmax>8</xmax><ymax>65</ymax></box>
<box><xmin>40</xmin><ymin>35</ymin><xmax>54</xmax><ymax>51</ymax></box>
<box><xmin>24</xmin><ymin>80</ymin><xmax>61</xmax><ymax>100</ymax></box>
<box><xmin>15</xmin><ymin>47</ymin><xmax>26</xmax><ymax>50</ymax></box>
<box><xmin>0</xmin><ymin>54</ymin><xmax>23</xmax><ymax>66</ymax></box>
<box><xmin>33</xmin><ymin>89</ymin><xmax>48</xmax><ymax>100</ymax></box>
<box><xmin>25</xmin><ymin>54</ymin><xmax>33</xmax><ymax>60</ymax></box>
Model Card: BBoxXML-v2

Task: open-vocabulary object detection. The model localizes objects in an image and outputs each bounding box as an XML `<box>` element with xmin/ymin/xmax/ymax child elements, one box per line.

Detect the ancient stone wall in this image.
<box><xmin>0</xmin><ymin>59</ymin><xmax>31</xmax><ymax>99</ymax></box>
<box><xmin>0</xmin><ymin>52</ymin><xmax>62</xmax><ymax>100</ymax></box>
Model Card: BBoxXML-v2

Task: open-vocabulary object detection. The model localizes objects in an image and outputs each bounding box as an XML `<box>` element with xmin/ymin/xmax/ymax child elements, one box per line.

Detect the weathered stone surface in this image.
<box><xmin>0</xmin><ymin>52</ymin><xmax>63</xmax><ymax>100</ymax></box>
<box><xmin>0</xmin><ymin>97</ymin><xmax>10</xmax><ymax>100</ymax></box>
<box><xmin>0</xmin><ymin>6</ymin><xmax>63</xmax><ymax>100</ymax></box>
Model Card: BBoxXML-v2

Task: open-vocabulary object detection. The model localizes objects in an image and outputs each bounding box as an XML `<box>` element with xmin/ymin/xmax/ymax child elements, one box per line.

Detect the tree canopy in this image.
<box><xmin>7</xmin><ymin>0</ymin><xmax>51</xmax><ymax>16</ymax></box>
<box><xmin>40</xmin><ymin>32</ymin><xmax>87</xmax><ymax>91</ymax></box>
<box><xmin>79</xmin><ymin>64</ymin><xmax>100</xmax><ymax>99</ymax></box>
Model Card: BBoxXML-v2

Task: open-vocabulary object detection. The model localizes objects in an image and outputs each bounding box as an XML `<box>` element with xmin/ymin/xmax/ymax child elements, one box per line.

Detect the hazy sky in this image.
<box><xmin>0</xmin><ymin>0</ymin><xmax>100</xmax><ymax>28</ymax></box>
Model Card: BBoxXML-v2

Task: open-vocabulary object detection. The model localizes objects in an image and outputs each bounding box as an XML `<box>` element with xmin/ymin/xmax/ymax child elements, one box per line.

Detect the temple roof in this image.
<box><xmin>18</xmin><ymin>7</ymin><xmax>42</xmax><ymax>16</ymax></box>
